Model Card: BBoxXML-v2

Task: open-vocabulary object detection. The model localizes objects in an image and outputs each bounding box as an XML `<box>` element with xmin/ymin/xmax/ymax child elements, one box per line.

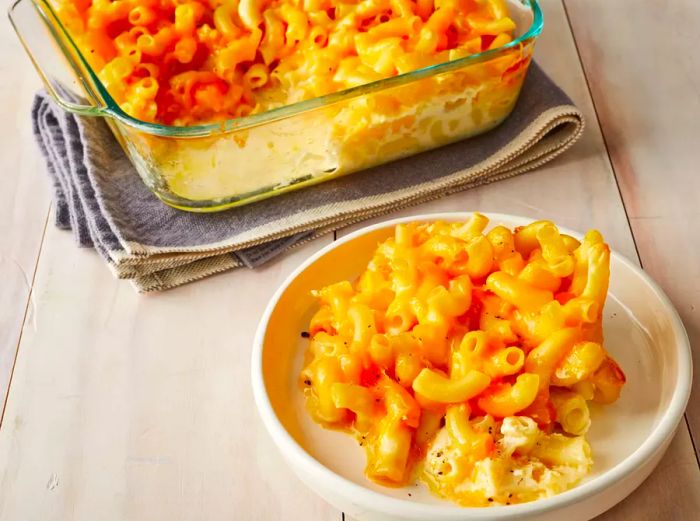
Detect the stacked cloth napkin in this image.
<box><xmin>32</xmin><ymin>63</ymin><xmax>584</xmax><ymax>292</ymax></box>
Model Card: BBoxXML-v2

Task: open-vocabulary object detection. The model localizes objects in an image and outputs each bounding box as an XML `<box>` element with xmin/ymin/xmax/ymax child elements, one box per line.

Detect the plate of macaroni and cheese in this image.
<box><xmin>252</xmin><ymin>213</ymin><xmax>691</xmax><ymax>521</ymax></box>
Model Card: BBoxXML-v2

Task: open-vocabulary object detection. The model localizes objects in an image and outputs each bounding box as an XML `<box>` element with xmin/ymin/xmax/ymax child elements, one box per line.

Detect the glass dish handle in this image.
<box><xmin>8</xmin><ymin>0</ymin><xmax>107</xmax><ymax>117</ymax></box>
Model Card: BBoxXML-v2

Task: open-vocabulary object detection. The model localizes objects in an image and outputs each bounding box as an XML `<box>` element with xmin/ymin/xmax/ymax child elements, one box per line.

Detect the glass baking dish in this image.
<box><xmin>10</xmin><ymin>0</ymin><xmax>543</xmax><ymax>212</ymax></box>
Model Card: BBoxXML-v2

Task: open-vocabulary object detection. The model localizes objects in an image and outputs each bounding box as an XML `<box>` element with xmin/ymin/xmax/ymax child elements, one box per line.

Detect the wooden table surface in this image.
<box><xmin>1</xmin><ymin>1</ymin><xmax>698</xmax><ymax>519</ymax></box>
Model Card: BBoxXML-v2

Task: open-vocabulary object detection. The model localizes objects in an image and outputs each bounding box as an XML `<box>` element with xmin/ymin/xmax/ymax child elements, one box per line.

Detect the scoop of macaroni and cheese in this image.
<box><xmin>300</xmin><ymin>214</ymin><xmax>625</xmax><ymax>507</ymax></box>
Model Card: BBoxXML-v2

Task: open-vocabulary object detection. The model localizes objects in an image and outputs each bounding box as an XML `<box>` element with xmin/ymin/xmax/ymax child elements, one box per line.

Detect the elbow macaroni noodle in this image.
<box><xmin>300</xmin><ymin>214</ymin><xmax>626</xmax><ymax>506</ymax></box>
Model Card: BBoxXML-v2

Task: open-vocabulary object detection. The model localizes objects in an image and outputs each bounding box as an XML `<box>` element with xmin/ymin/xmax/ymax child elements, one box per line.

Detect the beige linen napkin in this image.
<box><xmin>32</xmin><ymin>63</ymin><xmax>583</xmax><ymax>292</ymax></box>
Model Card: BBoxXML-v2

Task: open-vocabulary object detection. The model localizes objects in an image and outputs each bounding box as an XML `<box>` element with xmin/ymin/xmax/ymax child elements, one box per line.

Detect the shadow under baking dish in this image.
<box><xmin>254</xmin><ymin>213</ymin><xmax>690</xmax><ymax>521</ymax></box>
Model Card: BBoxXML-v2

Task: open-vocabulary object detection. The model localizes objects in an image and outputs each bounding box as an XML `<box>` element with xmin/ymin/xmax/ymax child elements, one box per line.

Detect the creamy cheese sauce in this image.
<box><xmin>421</xmin><ymin>416</ymin><xmax>592</xmax><ymax>506</ymax></box>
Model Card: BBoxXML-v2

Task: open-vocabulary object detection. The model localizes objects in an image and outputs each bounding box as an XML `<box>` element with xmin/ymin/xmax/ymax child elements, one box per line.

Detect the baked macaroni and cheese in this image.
<box><xmin>57</xmin><ymin>0</ymin><xmax>521</xmax><ymax>125</ymax></box>
<box><xmin>300</xmin><ymin>214</ymin><xmax>626</xmax><ymax>506</ymax></box>
<box><xmin>53</xmin><ymin>1</ymin><xmax>535</xmax><ymax>203</ymax></box>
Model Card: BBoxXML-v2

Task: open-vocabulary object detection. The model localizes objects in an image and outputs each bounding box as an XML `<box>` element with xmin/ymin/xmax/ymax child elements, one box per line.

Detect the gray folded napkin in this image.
<box><xmin>32</xmin><ymin>63</ymin><xmax>583</xmax><ymax>292</ymax></box>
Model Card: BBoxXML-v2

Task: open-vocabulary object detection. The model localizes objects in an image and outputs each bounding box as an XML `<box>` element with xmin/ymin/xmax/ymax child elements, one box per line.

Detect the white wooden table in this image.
<box><xmin>1</xmin><ymin>1</ymin><xmax>699</xmax><ymax>519</ymax></box>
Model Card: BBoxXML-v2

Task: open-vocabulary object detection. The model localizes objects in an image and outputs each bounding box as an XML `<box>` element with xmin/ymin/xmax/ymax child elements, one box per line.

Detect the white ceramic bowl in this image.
<box><xmin>251</xmin><ymin>213</ymin><xmax>692</xmax><ymax>521</ymax></box>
